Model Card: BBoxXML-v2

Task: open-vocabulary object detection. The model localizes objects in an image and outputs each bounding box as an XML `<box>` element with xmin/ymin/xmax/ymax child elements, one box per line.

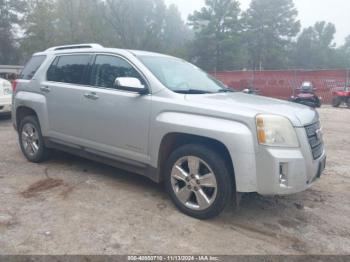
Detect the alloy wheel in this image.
<box><xmin>21</xmin><ymin>123</ymin><xmax>40</xmax><ymax>157</ymax></box>
<box><xmin>170</xmin><ymin>156</ymin><xmax>218</xmax><ymax>211</ymax></box>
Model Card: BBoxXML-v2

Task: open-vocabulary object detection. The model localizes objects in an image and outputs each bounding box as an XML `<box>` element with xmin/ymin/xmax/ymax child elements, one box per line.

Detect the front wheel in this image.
<box><xmin>165</xmin><ymin>144</ymin><xmax>233</xmax><ymax>219</ymax></box>
<box><xmin>19</xmin><ymin>116</ymin><xmax>50</xmax><ymax>163</ymax></box>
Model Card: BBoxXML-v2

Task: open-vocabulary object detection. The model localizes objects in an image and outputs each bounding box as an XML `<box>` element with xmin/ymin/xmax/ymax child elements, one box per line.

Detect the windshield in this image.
<box><xmin>138</xmin><ymin>55</ymin><xmax>228</xmax><ymax>94</ymax></box>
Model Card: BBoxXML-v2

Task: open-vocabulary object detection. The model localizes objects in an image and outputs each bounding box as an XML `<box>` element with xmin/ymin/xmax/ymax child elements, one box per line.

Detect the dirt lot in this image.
<box><xmin>0</xmin><ymin>106</ymin><xmax>349</xmax><ymax>255</ymax></box>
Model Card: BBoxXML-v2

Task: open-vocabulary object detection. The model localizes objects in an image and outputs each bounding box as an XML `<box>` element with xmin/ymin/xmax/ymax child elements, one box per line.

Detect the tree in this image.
<box><xmin>19</xmin><ymin>0</ymin><xmax>190</xmax><ymax>61</ymax></box>
<box><xmin>21</xmin><ymin>0</ymin><xmax>115</xmax><ymax>58</ymax></box>
<box><xmin>0</xmin><ymin>0</ymin><xmax>26</xmax><ymax>64</ymax></box>
<box><xmin>55</xmin><ymin>0</ymin><xmax>109</xmax><ymax>44</ymax></box>
<box><xmin>343</xmin><ymin>36</ymin><xmax>350</xmax><ymax>55</ymax></box>
<box><xmin>162</xmin><ymin>4</ymin><xmax>192</xmax><ymax>57</ymax></box>
<box><xmin>293</xmin><ymin>21</ymin><xmax>343</xmax><ymax>69</ymax></box>
<box><xmin>336</xmin><ymin>35</ymin><xmax>350</xmax><ymax>68</ymax></box>
<box><xmin>104</xmin><ymin>0</ymin><xmax>190</xmax><ymax>54</ymax></box>
<box><xmin>188</xmin><ymin>0</ymin><xmax>243</xmax><ymax>71</ymax></box>
<box><xmin>105</xmin><ymin>0</ymin><xmax>165</xmax><ymax>50</ymax></box>
<box><xmin>243</xmin><ymin>0</ymin><xmax>300</xmax><ymax>70</ymax></box>
<box><xmin>21</xmin><ymin>0</ymin><xmax>57</xmax><ymax>58</ymax></box>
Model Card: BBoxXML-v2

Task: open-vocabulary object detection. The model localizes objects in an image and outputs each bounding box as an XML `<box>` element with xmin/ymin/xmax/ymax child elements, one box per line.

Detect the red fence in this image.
<box><xmin>212</xmin><ymin>69</ymin><xmax>350</xmax><ymax>104</ymax></box>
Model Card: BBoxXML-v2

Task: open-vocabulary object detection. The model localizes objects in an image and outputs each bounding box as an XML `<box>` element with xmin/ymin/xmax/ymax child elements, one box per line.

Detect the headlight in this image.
<box><xmin>256</xmin><ymin>114</ymin><xmax>299</xmax><ymax>147</ymax></box>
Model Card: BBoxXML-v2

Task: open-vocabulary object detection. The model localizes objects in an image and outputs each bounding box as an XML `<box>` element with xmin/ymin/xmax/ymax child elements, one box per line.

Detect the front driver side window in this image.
<box><xmin>91</xmin><ymin>55</ymin><xmax>145</xmax><ymax>89</ymax></box>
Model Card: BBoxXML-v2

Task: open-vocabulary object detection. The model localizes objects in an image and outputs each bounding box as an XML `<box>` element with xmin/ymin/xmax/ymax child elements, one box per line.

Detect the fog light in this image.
<box><xmin>279</xmin><ymin>163</ymin><xmax>288</xmax><ymax>187</ymax></box>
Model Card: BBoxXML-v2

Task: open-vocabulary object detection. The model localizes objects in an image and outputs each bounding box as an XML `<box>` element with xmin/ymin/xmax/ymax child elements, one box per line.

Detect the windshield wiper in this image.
<box><xmin>218</xmin><ymin>88</ymin><xmax>235</xmax><ymax>93</ymax></box>
<box><xmin>173</xmin><ymin>89</ymin><xmax>213</xmax><ymax>94</ymax></box>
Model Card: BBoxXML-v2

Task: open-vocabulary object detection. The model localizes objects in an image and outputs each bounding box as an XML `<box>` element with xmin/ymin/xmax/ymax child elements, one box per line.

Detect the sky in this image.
<box><xmin>165</xmin><ymin>0</ymin><xmax>350</xmax><ymax>45</ymax></box>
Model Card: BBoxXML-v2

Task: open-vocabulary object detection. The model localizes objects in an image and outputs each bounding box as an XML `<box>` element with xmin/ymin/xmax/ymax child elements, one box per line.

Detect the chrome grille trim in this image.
<box><xmin>305</xmin><ymin>121</ymin><xmax>324</xmax><ymax>160</ymax></box>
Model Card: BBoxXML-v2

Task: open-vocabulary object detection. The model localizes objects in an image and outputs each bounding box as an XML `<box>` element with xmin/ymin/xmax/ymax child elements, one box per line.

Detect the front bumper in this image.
<box><xmin>255</xmin><ymin>128</ymin><xmax>326</xmax><ymax>195</ymax></box>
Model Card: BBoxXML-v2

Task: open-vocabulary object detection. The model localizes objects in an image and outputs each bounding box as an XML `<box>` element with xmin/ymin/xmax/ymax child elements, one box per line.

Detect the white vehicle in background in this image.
<box><xmin>0</xmin><ymin>78</ymin><xmax>12</xmax><ymax>115</ymax></box>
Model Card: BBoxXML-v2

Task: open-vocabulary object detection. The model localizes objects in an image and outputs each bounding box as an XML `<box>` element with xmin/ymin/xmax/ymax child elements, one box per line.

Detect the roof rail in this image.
<box><xmin>45</xmin><ymin>43</ymin><xmax>103</xmax><ymax>52</ymax></box>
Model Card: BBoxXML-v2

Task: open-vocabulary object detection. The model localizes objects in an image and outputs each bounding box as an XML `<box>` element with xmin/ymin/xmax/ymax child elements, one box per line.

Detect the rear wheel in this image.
<box><xmin>165</xmin><ymin>144</ymin><xmax>233</xmax><ymax>219</ymax></box>
<box><xmin>332</xmin><ymin>97</ymin><xmax>341</xmax><ymax>107</ymax></box>
<box><xmin>19</xmin><ymin>116</ymin><xmax>50</xmax><ymax>163</ymax></box>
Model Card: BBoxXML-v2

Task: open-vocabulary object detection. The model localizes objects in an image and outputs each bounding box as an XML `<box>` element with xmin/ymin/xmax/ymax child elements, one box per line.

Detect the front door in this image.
<box><xmin>80</xmin><ymin>54</ymin><xmax>152</xmax><ymax>164</ymax></box>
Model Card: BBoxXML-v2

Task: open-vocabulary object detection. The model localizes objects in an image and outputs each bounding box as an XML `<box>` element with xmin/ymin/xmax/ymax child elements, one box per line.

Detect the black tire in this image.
<box><xmin>18</xmin><ymin>115</ymin><xmax>50</xmax><ymax>163</ymax></box>
<box><xmin>315</xmin><ymin>98</ymin><xmax>322</xmax><ymax>108</ymax></box>
<box><xmin>164</xmin><ymin>144</ymin><xmax>233</xmax><ymax>219</ymax></box>
<box><xmin>347</xmin><ymin>98</ymin><xmax>350</xmax><ymax>109</ymax></box>
<box><xmin>332</xmin><ymin>97</ymin><xmax>341</xmax><ymax>108</ymax></box>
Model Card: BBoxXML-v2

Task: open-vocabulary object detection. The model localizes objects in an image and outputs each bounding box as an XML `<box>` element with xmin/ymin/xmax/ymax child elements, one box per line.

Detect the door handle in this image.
<box><xmin>84</xmin><ymin>92</ymin><xmax>99</xmax><ymax>100</ymax></box>
<box><xmin>40</xmin><ymin>86</ymin><xmax>50</xmax><ymax>93</ymax></box>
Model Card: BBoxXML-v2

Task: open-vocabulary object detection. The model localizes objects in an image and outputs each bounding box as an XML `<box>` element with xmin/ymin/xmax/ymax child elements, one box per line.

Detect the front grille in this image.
<box><xmin>305</xmin><ymin>121</ymin><xmax>324</xmax><ymax>160</ymax></box>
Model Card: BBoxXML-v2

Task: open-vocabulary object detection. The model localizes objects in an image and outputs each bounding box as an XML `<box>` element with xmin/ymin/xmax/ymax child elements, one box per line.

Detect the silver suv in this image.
<box><xmin>12</xmin><ymin>44</ymin><xmax>326</xmax><ymax>219</ymax></box>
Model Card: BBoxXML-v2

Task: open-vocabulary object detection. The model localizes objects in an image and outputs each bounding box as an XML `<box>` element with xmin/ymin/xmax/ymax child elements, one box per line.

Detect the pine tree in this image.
<box><xmin>243</xmin><ymin>0</ymin><xmax>300</xmax><ymax>70</ymax></box>
<box><xmin>188</xmin><ymin>0</ymin><xmax>243</xmax><ymax>71</ymax></box>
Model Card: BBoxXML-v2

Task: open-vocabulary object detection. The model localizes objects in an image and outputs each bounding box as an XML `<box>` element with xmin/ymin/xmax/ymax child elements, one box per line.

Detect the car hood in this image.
<box><xmin>185</xmin><ymin>92</ymin><xmax>318</xmax><ymax>127</ymax></box>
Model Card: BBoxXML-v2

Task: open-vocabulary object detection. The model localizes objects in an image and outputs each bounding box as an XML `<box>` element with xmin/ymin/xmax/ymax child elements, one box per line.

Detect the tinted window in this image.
<box><xmin>20</xmin><ymin>56</ymin><xmax>46</xmax><ymax>80</ymax></box>
<box><xmin>47</xmin><ymin>55</ymin><xmax>90</xmax><ymax>84</ymax></box>
<box><xmin>91</xmin><ymin>55</ymin><xmax>145</xmax><ymax>89</ymax></box>
<box><xmin>46</xmin><ymin>57</ymin><xmax>59</xmax><ymax>81</ymax></box>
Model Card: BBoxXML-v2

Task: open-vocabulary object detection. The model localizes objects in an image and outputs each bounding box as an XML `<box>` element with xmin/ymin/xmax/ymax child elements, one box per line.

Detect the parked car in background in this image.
<box><xmin>289</xmin><ymin>81</ymin><xmax>322</xmax><ymax>108</ymax></box>
<box><xmin>332</xmin><ymin>85</ymin><xmax>350</xmax><ymax>108</ymax></box>
<box><xmin>0</xmin><ymin>78</ymin><xmax>12</xmax><ymax>115</ymax></box>
<box><xmin>12</xmin><ymin>44</ymin><xmax>326</xmax><ymax>219</ymax></box>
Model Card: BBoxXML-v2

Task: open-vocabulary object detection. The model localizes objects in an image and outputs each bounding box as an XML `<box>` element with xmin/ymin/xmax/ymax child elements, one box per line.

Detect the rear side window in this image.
<box><xmin>47</xmin><ymin>55</ymin><xmax>91</xmax><ymax>85</ymax></box>
<box><xmin>20</xmin><ymin>55</ymin><xmax>46</xmax><ymax>80</ymax></box>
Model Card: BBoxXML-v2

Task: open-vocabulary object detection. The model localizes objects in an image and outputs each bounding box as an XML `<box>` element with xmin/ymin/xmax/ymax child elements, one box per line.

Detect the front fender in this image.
<box><xmin>14</xmin><ymin>91</ymin><xmax>49</xmax><ymax>135</ymax></box>
<box><xmin>150</xmin><ymin>112</ymin><xmax>258</xmax><ymax>192</ymax></box>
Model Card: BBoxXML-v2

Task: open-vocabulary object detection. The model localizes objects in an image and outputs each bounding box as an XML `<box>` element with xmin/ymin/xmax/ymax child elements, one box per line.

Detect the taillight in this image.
<box><xmin>12</xmin><ymin>80</ymin><xmax>18</xmax><ymax>93</ymax></box>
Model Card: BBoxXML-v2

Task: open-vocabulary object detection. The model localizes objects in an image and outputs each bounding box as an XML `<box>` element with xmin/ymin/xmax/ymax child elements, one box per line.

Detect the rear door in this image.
<box><xmin>43</xmin><ymin>54</ymin><xmax>92</xmax><ymax>144</ymax></box>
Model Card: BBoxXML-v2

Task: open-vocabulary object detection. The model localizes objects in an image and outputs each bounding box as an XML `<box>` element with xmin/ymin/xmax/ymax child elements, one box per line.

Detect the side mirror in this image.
<box><xmin>114</xmin><ymin>77</ymin><xmax>147</xmax><ymax>94</ymax></box>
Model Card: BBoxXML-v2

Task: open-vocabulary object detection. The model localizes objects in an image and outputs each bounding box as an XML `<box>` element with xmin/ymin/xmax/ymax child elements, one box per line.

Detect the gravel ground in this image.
<box><xmin>0</xmin><ymin>106</ymin><xmax>349</xmax><ymax>255</ymax></box>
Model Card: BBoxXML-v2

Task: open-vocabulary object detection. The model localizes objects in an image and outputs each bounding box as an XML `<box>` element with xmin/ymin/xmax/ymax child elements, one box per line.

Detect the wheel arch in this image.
<box><xmin>157</xmin><ymin>133</ymin><xmax>236</xmax><ymax>189</ymax></box>
<box><xmin>14</xmin><ymin>91</ymin><xmax>49</xmax><ymax>135</ymax></box>
<box><xmin>16</xmin><ymin>106</ymin><xmax>39</xmax><ymax>129</ymax></box>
